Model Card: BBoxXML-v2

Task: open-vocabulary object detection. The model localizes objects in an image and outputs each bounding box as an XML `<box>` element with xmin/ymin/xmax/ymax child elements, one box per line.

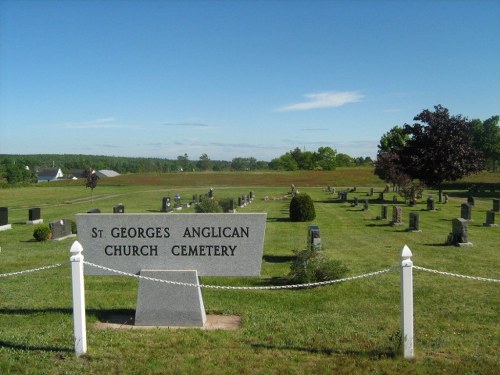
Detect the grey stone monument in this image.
<box><xmin>135</xmin><ymin>270</ymin><xmax>206</xmax><ymax>327</ymax></box>
<box><xmin>0</xmin><ymin>207</ymin><xmax>12</xmax><ymax>231</ymax></box>
<box><xmin>363</xmin><ymin>199</ymin><xmax>369</xmax><ymax>211</ymax></box>
<box><xmin>308</xmin><ymin>225</ymin><xmax>321</xmax><ymax>251</ymax></box>
<box><xmin>450</xmin><ymin>218</ymin><xmax>473</xmax><ymax>247</ymax></box>
<box><xmin>407</xmin><ymin>212</ymin><xmax>421</xmax><ymax>232</ymax></box>
<box><xmin>161</xmin><ymin>197</ymin><xmax>171</xmax><ymax>212</ymax></box>
<box><xmin>379</xmin><ymin>192</ymin><xmax>385</xmax><ymax>202</ymax></box>
<box><xmin>27</xmin><ymin>207</ymin><xmax>43</xmax><ymax>225</ymax></box>
<box><xmin>467</xmin><ymin>196</ymin><xmax>475</xmax><ymax>207</ymax></box>
<box><xmin>461</xmin><ymin>203</ymin><xmax>472</xmax><ymax>221</ymax></box>
<box><xmin>483</xmin><ymin>211</ymin><xmax>497</xmax><ymax>227</ymax></box>
<box><xmin>76</xmin><ymin>213</ymin><xmax>267</xmax><ymax>327</ymax></box>
<box><xmin>391</xmin><ymin>206</ymin><xmax>403</xmax><ymax>226</ymax></box>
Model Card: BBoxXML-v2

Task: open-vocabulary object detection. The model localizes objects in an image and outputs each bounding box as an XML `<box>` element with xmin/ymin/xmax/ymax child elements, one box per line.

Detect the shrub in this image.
<box><xmin>195</xmin><ymin>196</ymin><xmax>223</xmax><ymax>213</ymax></box>
<box><xmin>288</xmin><ymin>248</ymin><xmax>349</xmax><ymax>284</ymax></box>
<box><xmin>33</xmin><ymin>224</ymin><xmax>51</xmax><ymax>241</ymax></box>
<box><xmin>218</xmin><ymin>198</ymin><xmax>234</xmax><ymax>213</ymax></box>
<box><xmin>289</xmin><ymin>193</ymin><xmax>316</xmax><ymax>222</ymax></box>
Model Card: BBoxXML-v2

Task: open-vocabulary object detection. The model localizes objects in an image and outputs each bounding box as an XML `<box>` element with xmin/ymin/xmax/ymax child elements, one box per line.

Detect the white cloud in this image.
<box><xmin>64</xmin><ymin>117</ymin><xmax>120</xmax><ymax>129</ymax></box>
<box><xmin>277</xmin><ymin>91</ymin><xmax>364</xmax><ymax>112</ymax></box>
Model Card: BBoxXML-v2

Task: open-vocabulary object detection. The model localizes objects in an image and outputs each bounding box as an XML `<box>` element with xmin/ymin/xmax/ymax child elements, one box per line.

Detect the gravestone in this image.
<box><xmin>308</xmin><ymin>225</ymin><xmax>321</xmax><ymax>251</ymax></box>
<box><xmin>76</xmin><ymin>213</ymin><xmax>267</xmax><ymax>327</ymax></box>
<box><xmin>229</xmin><ymin>198</ymin><xmax>236</xmax><ymax>213</ymax></box>
<box><xmin>27</xmin><ymin>207</ymin><xmax>43</xmax><ymax>225</ymax></box>
<box><xmin>369</xmin><ymin>188</ymin><xmax>374</xmax><ymax>196</ymax></box>
<box><xmin>87</xmin><ymin>208</ymin><xmax>101</xmax><ymax>213</ymax></box>
<box><xmin>380</xmin><ymin>205</ymin><xmax>388</xmax><ymax>220</ymax></box>
<box><xmin>467</xmin><ymin>196</ymin><xmax>475</xmax><ymax>207</ymax></box>
<box><xmin>450</xmin><ymin>218</ymin><xmax>473</xmax><ymax>247</ymax></box>
<box><xmin>249</xmin><ymin>191</ymin><xmax>254</xmax><ymax>201</ymax></box>
<box><xmin>353</xmin><ymin>197</ymin><xmax>359</xmax><ymax>206</ymax></box>
<box><xmin>426</xmin><ymin>197</ymin><xmax>435</xmax><ymax>211</ymax></box>
<box><xmin>0</xmin><ymin>207</ymin><xmax>12</xmax><ymax>231</ymax></box>
<box><xmin>208</xmin><ymin>187</ymin><xmax>214</xmax><ymax>198</ymax></box>
<box><xmin>50</xmin><ymin>219</ymin><xmax>74</xmax><ymax>240</ymax></box>
<box><xmin>363</xmin><ymin>199</ymin><xmax>369</xmax><ymax>211</ymax></box>
<box><xmin>483</xmin><ymin>211</ymin><xmax>497</xmax><ymax>227</ymax></box>
<box><xmin>391</xmin><ymin>206</ymin><xmax>403</xmax><ymax>226</ymax></box>
<box><xmin>493</xmin><ymin>199</ymin><xmax>499</xmax><ymax>213</ymax></box>
<box><xmin>461</xmin><ymin>203</ymin><xmax>472</xmax><ymax>221</ymax></box>
<box><xmin>161</xmin><ymin>197</ymin><xmax>171</xmax><ymax>212</ymax></box>
<box><xmin>113</xmin><ymin>204</ymin><xmax>125</xmax><ymax>213</ymax></box>
<box><xmin>379</xmin><ymin>192</ymin><xmax>385</xmax><ymax>202</ymax></box>
<box><xmin>393</xmin><ymin>195</ymin><xmax>398</xmax><ymax>203</ymax></box>
<box><xmin>443</xmin><ymin>193</ymin><xmax>449</xmax><ymax>204</ymax></box>
<box><xmin>407</xmin><ymin>212</ymin><xmax>421</xmax><ymax>232</ymax></box>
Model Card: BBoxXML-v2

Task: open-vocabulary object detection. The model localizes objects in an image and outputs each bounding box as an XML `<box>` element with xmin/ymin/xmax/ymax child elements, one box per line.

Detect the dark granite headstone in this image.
<box><xmin>461</xmin><ymin>203</ymin><xmax>472</xmax><ymax>221</ymax></box>
<box><xmin>467</xmin><ymin>196</ymin><xmax>475</xmax><ymax>207</ymax></box>
<box><xmin>381</xmin><ymin>205</ymin><xmax>388</xmax><ymax>220</ymax></box>
<box><xmin>29</xmin><ymin>207</ymin><xmax>41</xmax><ymax>221</ymax></box>
<box><xmin>50</xmin><ymin>219</ymin><xmax>73</xmax><ymax>240</ymax></box>
<box><xmin>0</xmin><ymin>207</ymin><xmax>8</xmax><ymax>226</ymax></box>
<box><xmin>426</xmin><ymin>197</ymin><xmax>435</xmax><ymax>211</ymax></box>
<box><xmin>483</xmin><ymin>211</ymin><xmax>497</xmax><ymax>227</ymax></box>
<box><xmin>161</xmin><ymin>197</ymin><xmax>171</xmax><ymax>212</ymax></box>
<box><xmin>113</xmin><ymin>204</ymin><xmax>125</xmax><ymax>213</ymax></box>
<box><xmin>493</xmin><ymin>199</ymin><xmax>499</xmax><ymax>213</ymax></box>
<box><xmin>87</xmin><ymin>208</ymin><xmax>101</xmax><ymax>213</ymax></box>
<box><xmin>363</xmin><ymin>199</ymin><xmax>369</xmax><ymax>211</ymax></box>
<box><xmin>408</xmin><ymin>212</ymin><xmax>420</xmax><ymax>232</ymax></box>
<box><xmin>379</xmin><ymin>192</ymin><xmax>385</xmax><ymax>202</ymax></box>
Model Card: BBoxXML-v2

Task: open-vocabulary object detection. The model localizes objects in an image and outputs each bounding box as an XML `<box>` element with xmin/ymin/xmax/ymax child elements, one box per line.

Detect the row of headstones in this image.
<box><xmin>328</xmin><ymin>186</ymin><xmax>383</xmax><ymax>197</ymax></box>
<box><xmin>0</xmin><ymin>207</ymin><xmax>74</xmax><ymax>240</ymax></box>
<box><xmin>160</xmin><ymin>191</ymin><xmax>255</xmax><ymax>212</ymax></box>
<box><xmin>339</xmin><ymin>191</ymin><xmax>403</xmax><ymax>204</ymax></box>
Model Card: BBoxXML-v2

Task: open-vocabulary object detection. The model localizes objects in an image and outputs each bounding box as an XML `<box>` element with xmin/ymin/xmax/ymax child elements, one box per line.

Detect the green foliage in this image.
<box><xmin>217</xmin><ymin>198</ymin><xmax>234</xmax><ymax>213</ymax></box>
<box><xmin>194</xmin><ymin>196</ymin><xmax>223</xmax><ymax>213</ymax></box>
<box><xmin>288</xmin><ymin>248</ymin><xmax>349</xmax><ymax>284</ymax></box>
<box><xmin>32</xmin><ymin>224</ymin><xmax>51</xmax><ymax>241</ymax></box>
<box><xmin>289</xmin><ymin>193</ymin><xmax>316</xmax><ymax>221</ymax></box>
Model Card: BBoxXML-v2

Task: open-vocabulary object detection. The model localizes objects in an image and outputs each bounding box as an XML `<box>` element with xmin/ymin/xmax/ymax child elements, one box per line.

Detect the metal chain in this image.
<box><xmin>0</xmin><ymin>261</ymin><xmax>69</xmax><ymax>278</ymax></box>
<box><xmin>83</xmin><ymin>261</ymin><xmax>398</xmax><ymax>290</ymax></box>
<box><xmin>414</xmin><ymin>265</ymin><xmax>500</xmax><ymax>283</ymax></box>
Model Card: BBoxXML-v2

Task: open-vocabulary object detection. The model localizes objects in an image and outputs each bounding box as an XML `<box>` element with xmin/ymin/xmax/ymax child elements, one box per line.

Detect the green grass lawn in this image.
<box><xmin>0</xmin><ymin>170</ymin><xmax>499</xmax><ymax>374</ymax></box>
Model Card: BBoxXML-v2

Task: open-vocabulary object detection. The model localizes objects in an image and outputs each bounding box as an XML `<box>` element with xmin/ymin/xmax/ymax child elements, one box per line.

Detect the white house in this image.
<box><xmin>96</xmin><ymin>170</ymin><xmax>120</xmax><ymax>178</ymax></box>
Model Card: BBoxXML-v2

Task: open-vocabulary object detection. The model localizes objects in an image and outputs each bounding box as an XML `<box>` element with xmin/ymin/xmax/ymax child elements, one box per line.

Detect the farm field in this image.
<box><xmin>0</xmin><ymin>169</ymin><xmax>499</xmax><ymax>374</ymax></box>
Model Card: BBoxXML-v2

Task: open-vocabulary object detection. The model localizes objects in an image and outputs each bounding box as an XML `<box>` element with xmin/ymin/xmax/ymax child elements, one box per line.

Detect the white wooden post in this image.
<box><xmin>70</xmin><ymin>241</ymin><xmax>87</xmax><ymax>356</ymax></box>
<box><xmin>400</xmin><ymin>244</ymin><xmax>414</xmax><ymax>359</ymax></box>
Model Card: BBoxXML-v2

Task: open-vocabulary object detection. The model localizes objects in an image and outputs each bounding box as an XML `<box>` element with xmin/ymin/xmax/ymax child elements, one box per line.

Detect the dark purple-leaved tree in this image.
<box><xmin>398</xmin><ymin>105</ymin><xmax>484</xmax><ymax>201</ymax></box>
<box><xmin>82</xmin><ymin>169</ymin><xmax>99</xmax><ymax>203</ymax></box>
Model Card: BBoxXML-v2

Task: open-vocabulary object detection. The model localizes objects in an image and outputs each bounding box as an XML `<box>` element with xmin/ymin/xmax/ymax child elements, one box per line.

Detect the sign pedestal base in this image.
<box><xmin>135</xmin><ymin>270</ymin><xmax>206</xmax><ymax>327</ymax></box>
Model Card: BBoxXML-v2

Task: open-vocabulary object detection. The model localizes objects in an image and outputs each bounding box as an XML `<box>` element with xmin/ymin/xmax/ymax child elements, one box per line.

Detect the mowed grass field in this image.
<box><xmin>0</xmin><ymin>168</ymin><xmax>499</xmax><ymax>374</ymax></box>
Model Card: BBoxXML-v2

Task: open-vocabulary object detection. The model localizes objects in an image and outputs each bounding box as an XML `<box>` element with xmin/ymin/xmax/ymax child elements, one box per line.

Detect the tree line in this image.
<box><xmin>0</xmin><ymin>149</ymin><xmax>373</xmax><ymax>185</ymax></box>
<box><xmin>374</xmin><ymin>104</ymin><xmax>499</xmax><ymax>202</ymax></box>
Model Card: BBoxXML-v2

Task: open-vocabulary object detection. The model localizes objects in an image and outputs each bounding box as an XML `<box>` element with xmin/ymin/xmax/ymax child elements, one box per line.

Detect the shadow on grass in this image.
<box><xmin>250</xmin><ymin>343</ymin><xmax>396</xmax><ymax>359</ymax></box>
<box><xmin>0</xmin><ymin>340</ymin><xmax>74</xmax><ymax>353</ymax></box>
<box><xmin>263</xmin><ymin>255</ymin><xmax>295</xmax><ymax>263</ymax></box>
<box><xmin>266</xmin><ymin>217</ymin><xmax>289</xmax><ymax>223</ymax></box>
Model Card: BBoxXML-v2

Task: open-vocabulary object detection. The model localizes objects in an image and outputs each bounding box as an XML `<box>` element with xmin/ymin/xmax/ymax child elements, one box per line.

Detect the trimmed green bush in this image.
<box><xmin>288</xmin><ymin>248</ymin><xmax>349</xmax><ymax>284</ymax></box>
<box><xmin>289</xmin><ymin>193</ymin><xmax>316</xmax><ymax>222</ymax></box>
<box><xmin>195</xmin><ymin>196</ymin><xmax>223</xmax><ymax>213</ymax></box>
<box><xmin>33</xmin><ymin>224</ymin><xmax>51</xmax><ymax>241</ymax></box>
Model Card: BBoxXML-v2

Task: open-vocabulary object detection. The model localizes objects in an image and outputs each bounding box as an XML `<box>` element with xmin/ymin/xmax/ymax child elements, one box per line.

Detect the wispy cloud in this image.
<box><xmin>64</xmin><ymin>117</ymin><xmax>120</xmax><ymax>129</ymax></box>
<box><xmin>162</xmin><ymin>122</ymin><xmax>212</xmax><ymax>128</ymax></box>
<box><xmin>277</xmin><ymin>91</ymin><xmax>364</xmax><ymax>112</ymax></box>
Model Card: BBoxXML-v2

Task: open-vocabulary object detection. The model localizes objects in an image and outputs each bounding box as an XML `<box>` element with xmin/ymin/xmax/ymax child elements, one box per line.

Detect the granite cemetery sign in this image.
<box><xmin>76</xmin><ymin>213</ymin><xmax>267</xmax><ymax>326</ymax></box>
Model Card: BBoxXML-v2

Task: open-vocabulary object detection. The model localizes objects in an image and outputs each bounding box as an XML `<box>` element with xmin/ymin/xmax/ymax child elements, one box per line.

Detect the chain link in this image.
<box><xmin>414</xmin><ymin>265</ymin><xmax>500</xmax><ymax>283</ymax></box>
<box><xmin>83</xmin><ymin>261</ymin><xmax>398</xmax><ymax>290</ymax></box>
<box><xmin>0</xmin><ymin>261</ymin><xmax>69</xmax><ymax>278</ymax></box>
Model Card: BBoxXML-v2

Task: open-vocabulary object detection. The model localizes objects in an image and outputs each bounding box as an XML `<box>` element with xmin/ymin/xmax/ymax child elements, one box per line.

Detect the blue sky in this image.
<box><xmin>1</xmin><ymin>0</ymin><xmax>499</xmax><ymax>161</ymax></box>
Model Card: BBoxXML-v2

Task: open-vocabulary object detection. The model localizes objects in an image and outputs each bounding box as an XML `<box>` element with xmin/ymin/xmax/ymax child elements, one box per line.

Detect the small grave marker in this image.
<box><xmin>493</xmin><ymin>199</ymin><xmax>499</xmax><ymax>213</ymax></box>
<box><xmin>27</xmin><ymin>207</ymin><xmax>43</xmax><ymax>225</ymax></box>
<box><xmin>113</xmin><ymin>204</ymin><xmax>125</xmax><ymax>213</ymax></box>
<box><xmin>483</xmin><ymin>211</ymin><xmax>497</xmax><ymax>227</ymax></box>
<box><xmin>50</xmin><ymin>219</ymin><xmax>74</xmax><ymax>240</ymax></box>
<box><xmin>391</xmin><ymin>206</ymin><xmax>403</xmax><ymax>226</ymax></box>
<box><xmin>407</xmin><ymin>212</ymin><xmax>421</xmax><ymax>232</ymax></box>
<box><xmin>450</xmin><ymin>218</ymin><xmax>473</xmax><ymax>247</ymax></box>
<box><xmin>426</xmin><ymin>197</ymin><xmax>435</xmax><ymax>211</ymax></box>
<box><xmin>308</xmin><ymin>225</ymin><xmax>321</xmax><ymax>251</ymax></box>
<box><xmin>461</xmin><ymin>203</ymin><xmax>472</xmax><ymax>221</ymax></box>
<box><xmin>0</xmin><ymin>207</ymin><xmax>12</xmax><ymax>231</ymax></box>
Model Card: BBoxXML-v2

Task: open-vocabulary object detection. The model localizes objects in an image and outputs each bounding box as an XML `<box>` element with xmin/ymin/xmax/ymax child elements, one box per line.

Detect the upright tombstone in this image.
<box><xmin>113</xmin><ymin>204</ymin><xmax>125</xmax><ymax>214</ymax></box>
<box><xmin>0</xmin><ymin>207</ymin><xmax>12</xmax><ymax>231</ymax></box>
<box><xmin>369</xmin><ymin>187</ymin><xmax>374</xmax><ymax>196</ymax></box>
<box><xmin>493</xmin><ymin>199</ymin><xmax>500</xmax><ymax>213</ymax></box>
<box><xmin>353</xmin><ymin>197</ymin><xmax>359</xmax><ymax>207</ymax></box>
<box><xmin>407</xmin><ymin>212</ymin><xmax>421</xmax><ymax>232</ymax></box>
<box><xmin>467</xmin><ymin>196</ymin><xmax>475</xmax><ymax>207</ymax></box>
<box><xmin>391</xmin><ymin>206</ymin><xmax>403</xmax><ymax>226</ymax></box>
<box><xmin>426</xmin><ymin>197</ymin><xmax>435</xmax><ymax>211</ymax></box>
<box><xmin>380</xmin><ymin>205</ymin><xmax>388</xmax><ymax>220</ymax></box>
<box><xmin>76</xmin><ymin>213</ymin><xmax>267</xmax><ymax>327</ymax></box>
<box><xmin>161</xmin><ymin>197</ymin><xmax>171</xmax><ymax>212</ymax></box>
<box><xmin>363</xmin><ymin>199</ymin><xmax>369</xmax><ymax>211</ymax></box>
<box><xmin>27</xmin><ymin>207</ymin><xmax>43</xmax><ymax>225</ymax></box>
<box><xmin>461</xmin><ymin>203</ymin><xmax>472</xmax><ymax>221</ymax></box>
<box><xmin>379</xmin><ymin>192</ymin><xmax>385</xmax><ymax>202</ymax></box>
<box><xmin>50</xmin><ymin>219</ymin><xmax>74</xmax><ymax>240</ymax></box>
<box><xmin>87</xmin><ymin>208</ymin><xmax>101</xmax><ymax>214</ymax></box>
<box><xmin>308</xmin><ymin>225</ymin><xmax>321</xmax><ymax>251</ymax></box>
<box><xmin>450</xmin><ymin>218</ymin><xmax>473</xmax><ymax>247</ymax></box>
<box><xmin>393</xmin><ymin>195</ymin><xmax>398</xmax><ymax>203</ymax></box>
<box><xmin>483</xmin><ymin>211</ymin><xmax>497</xmax><ymax>227</ymax></box>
